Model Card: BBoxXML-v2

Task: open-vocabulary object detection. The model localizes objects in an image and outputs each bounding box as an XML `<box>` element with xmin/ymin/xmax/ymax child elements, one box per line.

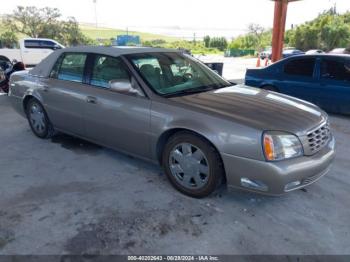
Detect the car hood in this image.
<box><xmin>170</xmin><ymin>85</ymin><xmax>327</xmax><ymax>135</ymax></box>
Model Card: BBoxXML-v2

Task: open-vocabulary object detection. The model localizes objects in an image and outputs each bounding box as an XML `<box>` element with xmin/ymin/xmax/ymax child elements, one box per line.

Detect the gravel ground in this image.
<box><xmin>0</xmin><ymin>89</ymin><xmax>349</xmax><ymax>255</ymax></box>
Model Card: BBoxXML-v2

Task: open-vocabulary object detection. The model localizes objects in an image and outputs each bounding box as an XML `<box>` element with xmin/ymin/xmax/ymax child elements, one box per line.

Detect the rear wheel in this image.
<box><xmin>26</xmin><ymin>98</ymin><xmax>55</xmax><ymax>139</ymax></box>
<box><xmin>162</xmin><ymin>132</ymin><xmax>224</xmax><ymax>198</ymax></box>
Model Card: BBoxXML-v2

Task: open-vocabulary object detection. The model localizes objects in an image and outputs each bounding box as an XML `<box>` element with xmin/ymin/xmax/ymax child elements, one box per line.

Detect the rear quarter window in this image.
<box><xmin>50</xmin><ymin>53</ymin><xmax>87</xmax><ymax>83</ymax></box>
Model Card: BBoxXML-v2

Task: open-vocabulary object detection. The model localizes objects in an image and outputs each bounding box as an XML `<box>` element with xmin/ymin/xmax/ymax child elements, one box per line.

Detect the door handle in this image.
<box><xmin>86</xmin><ymin>96</ymin><xmax>97</xmax><ymax>104</ymax></box>
<box><xmin>42</xmin><ymin>85</ymin><xmax>49</xmax><ymax>92</ymax></box>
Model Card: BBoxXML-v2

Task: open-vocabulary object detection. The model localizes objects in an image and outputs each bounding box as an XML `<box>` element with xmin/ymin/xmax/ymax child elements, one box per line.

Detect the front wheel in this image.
<box><xmin>26</xmin><ymin>98</ymin><xmax>55</xmax><ymax>139</ymax></box>
<box><xmin>162</xmin><ymin>132</ymin><xmax>224</xmax><ymax>198</ymax></box>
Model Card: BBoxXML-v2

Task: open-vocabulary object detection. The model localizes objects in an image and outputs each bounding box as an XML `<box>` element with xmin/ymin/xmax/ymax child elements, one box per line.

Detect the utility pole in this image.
<box><xmin>93</xmin><ymin>0</ymin><xmax>98</xmax><ymax>28</ymax></box>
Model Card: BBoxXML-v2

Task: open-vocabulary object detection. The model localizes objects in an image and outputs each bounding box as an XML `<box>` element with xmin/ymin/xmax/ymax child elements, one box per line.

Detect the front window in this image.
<box><xmin>127</xmin><ymin>52</ymin><xmax>230</xmax><ymax>96</ymax></box>
<box><xmin>91</xmin><ymin>55</ymin><xmax>130</xmax><ymax>88</ymax></box>
<box><xmin>284</xmin><ymin>58</ymin><xmax>315</xmax><ymax>77</ymax></box>
<box><xmin>321</xmin><ymin>58</ymin><xmax>350</xmax><ymax>82</ymax></box>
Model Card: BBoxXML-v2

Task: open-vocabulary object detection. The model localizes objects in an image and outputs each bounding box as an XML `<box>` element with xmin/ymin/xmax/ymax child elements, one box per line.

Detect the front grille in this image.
<box><xmin>304</xmin><ymin>122</ymin><xmax>330</xmax><ymax>155</ymax></box>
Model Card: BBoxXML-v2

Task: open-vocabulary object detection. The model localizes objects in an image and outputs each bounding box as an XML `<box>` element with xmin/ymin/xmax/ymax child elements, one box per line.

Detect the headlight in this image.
<box><xmin>263</xmin><ymin>131</ymin><xmax>303</xmax><ymax>161</ymax></box>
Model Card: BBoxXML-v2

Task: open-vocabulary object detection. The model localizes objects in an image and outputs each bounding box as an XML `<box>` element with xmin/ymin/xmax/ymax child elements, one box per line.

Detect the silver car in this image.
<box><xmin>8</xmin><ymin>46</ymin><xmax>335</xmax><ymax>198</ymax></box>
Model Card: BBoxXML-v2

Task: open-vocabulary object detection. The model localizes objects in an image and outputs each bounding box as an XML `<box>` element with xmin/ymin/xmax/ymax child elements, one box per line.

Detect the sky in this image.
<box><xmin>1</xmin><ymin>0</ymin><xmax>349</xmax><ymax>39</ymax></box>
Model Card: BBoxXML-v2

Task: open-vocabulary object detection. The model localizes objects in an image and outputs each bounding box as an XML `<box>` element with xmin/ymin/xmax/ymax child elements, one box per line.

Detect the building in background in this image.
<box><xmin>113</xmin><ymin>35</ymin><xmax>141</xmax><ymax>46</ymax></box>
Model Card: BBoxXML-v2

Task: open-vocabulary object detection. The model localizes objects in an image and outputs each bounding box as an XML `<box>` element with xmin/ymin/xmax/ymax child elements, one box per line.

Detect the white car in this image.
<box><xmin>306</xmin><ymin>49</ymin><xmax>324</xmax><ymax>55</ymax></box>
<box><xmin>329</xmin><ymin>48</ymin><xmax>350</xmax><ymax>54</ymax></box>
<box><xmin>0</xmin><ymin>38</ymin><xmax>64</xmax><ymax>67</ymax></box>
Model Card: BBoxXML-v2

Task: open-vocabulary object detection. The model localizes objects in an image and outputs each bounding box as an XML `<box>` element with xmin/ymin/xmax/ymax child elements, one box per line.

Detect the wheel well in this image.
<box><xmin>156</xmin><ymin>128</ymin><xmax>226</xmax><ymax>182</ymax></box>
<box><xmin>23</xmin><ymin>95</ymin><xmax>35</xmax><ymax>112</ymax></box>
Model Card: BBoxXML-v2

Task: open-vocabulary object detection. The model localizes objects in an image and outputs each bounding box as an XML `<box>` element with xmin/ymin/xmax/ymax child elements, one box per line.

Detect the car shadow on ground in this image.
<box><xmin>48</xmin><ymin>132</ymin><xmax>303</xmax><ymax>204</ymax></box>
<box><xmin>51</xmin><ymin>134</ymin><xmax>103</xmax><ymax>156</ymax></box>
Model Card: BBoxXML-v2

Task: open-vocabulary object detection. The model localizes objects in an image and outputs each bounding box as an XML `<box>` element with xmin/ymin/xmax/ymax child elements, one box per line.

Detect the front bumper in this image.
<box><xmin>221</xmin><ymin>135</ymin><xmax>335</xmax><ymax>196</ymax></box>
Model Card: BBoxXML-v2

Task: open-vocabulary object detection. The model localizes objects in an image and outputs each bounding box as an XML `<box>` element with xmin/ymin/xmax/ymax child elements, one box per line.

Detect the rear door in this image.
<box><xmin>318</xmin><ymin>57</ymin><xmax>350</xmax><ymax>114</ymax></box>
<box><xmin>39</xmin><ymin>52</ymin><xmax>88</xmax><ymax>136</ymax></box>
<box><xmin>276</xmin><ymin>57</ymin><xmax>319</xmax><ymax>104</ymax></box>
<box><xmin>82</xmin><ymin>54</ymin><xmax>151</xmax><ymax>158</ymax></box>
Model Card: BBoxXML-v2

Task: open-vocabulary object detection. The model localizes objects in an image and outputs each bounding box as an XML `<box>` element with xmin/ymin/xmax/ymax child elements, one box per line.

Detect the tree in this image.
<box><xmin>320</xmin><ymin>16</ymin><xmax>350</xmax><ymax>50</ymax></box>
<box><xmin>209</xmin><ymin>37</ymin><xmax>227</xmax><ymax>51</ymax></box>
<box><xmin>0</xmin><ymin>31</ymin><xmax>18</xmax><ymax>48</ymax></box>
<box><xmin>247</xmin><ymin>23</ymin><xmax>265</xmax><ymax>51</ymax></box>
<box><xmin>203</xmin><ymin>35</ymin><xmax>210</xmax><ymax>48</ymax></box>
<box><xmin>3</xmin><ymin>6</ymin><xmax>94</xmax><ymax>46</ymax></box>
<box><xmin>60</xmin><ymin>17</ymin><xmax>95</xmax><ymax>46</ymax></box>
<box><xmin>4</xmin><ymin>6</ymin><xmax>61</xmax><ymax>38</ymax></box>
<box><xmin>285</xmin><ymin>8</ymin><xmax>350</xmax><ymax>51</ymax></box>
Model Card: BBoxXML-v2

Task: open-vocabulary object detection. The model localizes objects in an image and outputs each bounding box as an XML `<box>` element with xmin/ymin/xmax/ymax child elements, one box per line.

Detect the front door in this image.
<box><xmin>278</xmin><ymin>57</ymin><xmax>320</xmax><ymax>104</ymax></box>
<box><xmin>318</xmin><ymin>57</ymin><xmax>350</xmax><ymax>114</ymax></box>
<box><xmin>82</xmin><ymin>54</ymin><xmax>151</xmax><ymax>158</ymax></box>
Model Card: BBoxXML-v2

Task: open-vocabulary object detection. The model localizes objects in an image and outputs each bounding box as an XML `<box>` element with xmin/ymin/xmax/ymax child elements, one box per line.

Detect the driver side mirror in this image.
<box><xmin>108</xmin><ymin>79</ymin><xmax>143</xmax><ymax>96</ymax></box>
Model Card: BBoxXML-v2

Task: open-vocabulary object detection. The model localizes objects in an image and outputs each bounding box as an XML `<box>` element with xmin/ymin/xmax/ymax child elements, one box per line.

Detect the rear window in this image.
<box><xmin>284</xmin><ymin>58</ymin><xmax>315</xmax><ymax>77</ymax></box>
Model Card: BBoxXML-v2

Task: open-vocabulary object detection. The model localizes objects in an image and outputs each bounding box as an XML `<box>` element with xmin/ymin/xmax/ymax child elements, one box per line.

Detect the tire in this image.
<box><xmin>262</xmin><ymin>85</ymin><xmax>278</xmax><ymax>92</ymax></box>
<box><xmin>26</xmin><ymin>98</ymin><xmax>56</xmax><ymax>139</ymax></box>
<box><xmin>162</xmin><ymin>131</ymin><xmax>224</xmax><ymax>198</ymax></box>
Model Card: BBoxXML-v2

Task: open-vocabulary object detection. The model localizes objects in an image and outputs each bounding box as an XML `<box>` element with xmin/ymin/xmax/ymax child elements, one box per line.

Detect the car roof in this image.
<box><xmin>58</xmin><ymin>46</ymin><xmax>180</xmax><ymax>56</ymax></box>
<box><xmin>277</xmin><ymin>53</ymin><xmax>350</xmax><ymax>61</ymax></box>
<box><xmin>23</xmin><ymin>38</ymin><xmax>60</xmax><ymax>42</ymax></box>
<box><xmin>30</xmin><ymin>46</ymin><xmax>181</xmax><ymax>77</ymax></box>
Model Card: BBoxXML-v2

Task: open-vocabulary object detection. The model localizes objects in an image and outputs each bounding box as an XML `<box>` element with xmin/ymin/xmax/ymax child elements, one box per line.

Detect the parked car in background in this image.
<box><xmin>0</xmin><ymin>38</ymin><xmax>64</xmax><ymax>67</ymax></box>
<box><xmin>8</xmin><ymin>46</ymin><xmax>335</xmax><ymax>197</ymax></box>
<box><xmin>329</xmin><ymin>48</ymin><xmax>350</xmax><ymax>55</ymax></box>
<box><xmin>282</xmin><ymin>49</ymin><xmax>305</xmax><ymax>58</ymax></box>
<box><xmin>245</xmin><ymin>54</ymin><xmax>350</xmax><ymax>114</ymax></box>
<box><xmin>0</xmin><ymin>58</ymin><xmax>25</xmax><ymax>93</ymax></box>
<box><xmin>262</xmin><ymin>48</ymin><xmax>305</xmax><ymax>60</ymax></box>
<box><xmin>260</xmin><ymin>48</ymin><xmax>272</xmax><ymax>60</ymax></box>
<box><xmin>306</xmin><ymin>49</ymin><xmax>324</xmax><ymax>55</ymax></box>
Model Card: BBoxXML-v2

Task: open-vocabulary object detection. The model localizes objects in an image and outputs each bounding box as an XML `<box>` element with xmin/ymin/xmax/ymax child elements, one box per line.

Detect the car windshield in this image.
<box><xmin>127</xmin><ymin>52</ymin><xmax>230</xmax><ymax>96</ymax></box>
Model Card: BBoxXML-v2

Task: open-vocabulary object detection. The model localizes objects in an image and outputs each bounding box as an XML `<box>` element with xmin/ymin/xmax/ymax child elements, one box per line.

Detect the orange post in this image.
<box><xmin>256</xmin><ymin>53</ymin><xmax>261</xmax><ymax>67</ymax></box>
<box><xmin>271</xmin><ymin>0</ymin><xmax>298</xmax><ymax>62</ymax></box>
<box><xmin>265</xmin><ymin>56</ymin><xmax>269</xmax><ymax>66</ymax></box>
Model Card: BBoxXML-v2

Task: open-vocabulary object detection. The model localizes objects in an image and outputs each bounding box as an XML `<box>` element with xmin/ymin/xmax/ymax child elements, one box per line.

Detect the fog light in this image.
<box><xmin>241</xmin><ymin>178</ymin><xmax>268</xmax><ymax>192</ymax></box>
<box><xmin>284</xmin><ymin>181</ymin><xmax>301</xmax><ymax>191</ymax></box>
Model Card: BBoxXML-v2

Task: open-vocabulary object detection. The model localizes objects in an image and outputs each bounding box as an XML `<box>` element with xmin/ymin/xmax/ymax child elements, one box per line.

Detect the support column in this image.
<box><xmin>271</xmin><ymin>0</ymin><xmax>289</xmax><ymax>62</ymax></box>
